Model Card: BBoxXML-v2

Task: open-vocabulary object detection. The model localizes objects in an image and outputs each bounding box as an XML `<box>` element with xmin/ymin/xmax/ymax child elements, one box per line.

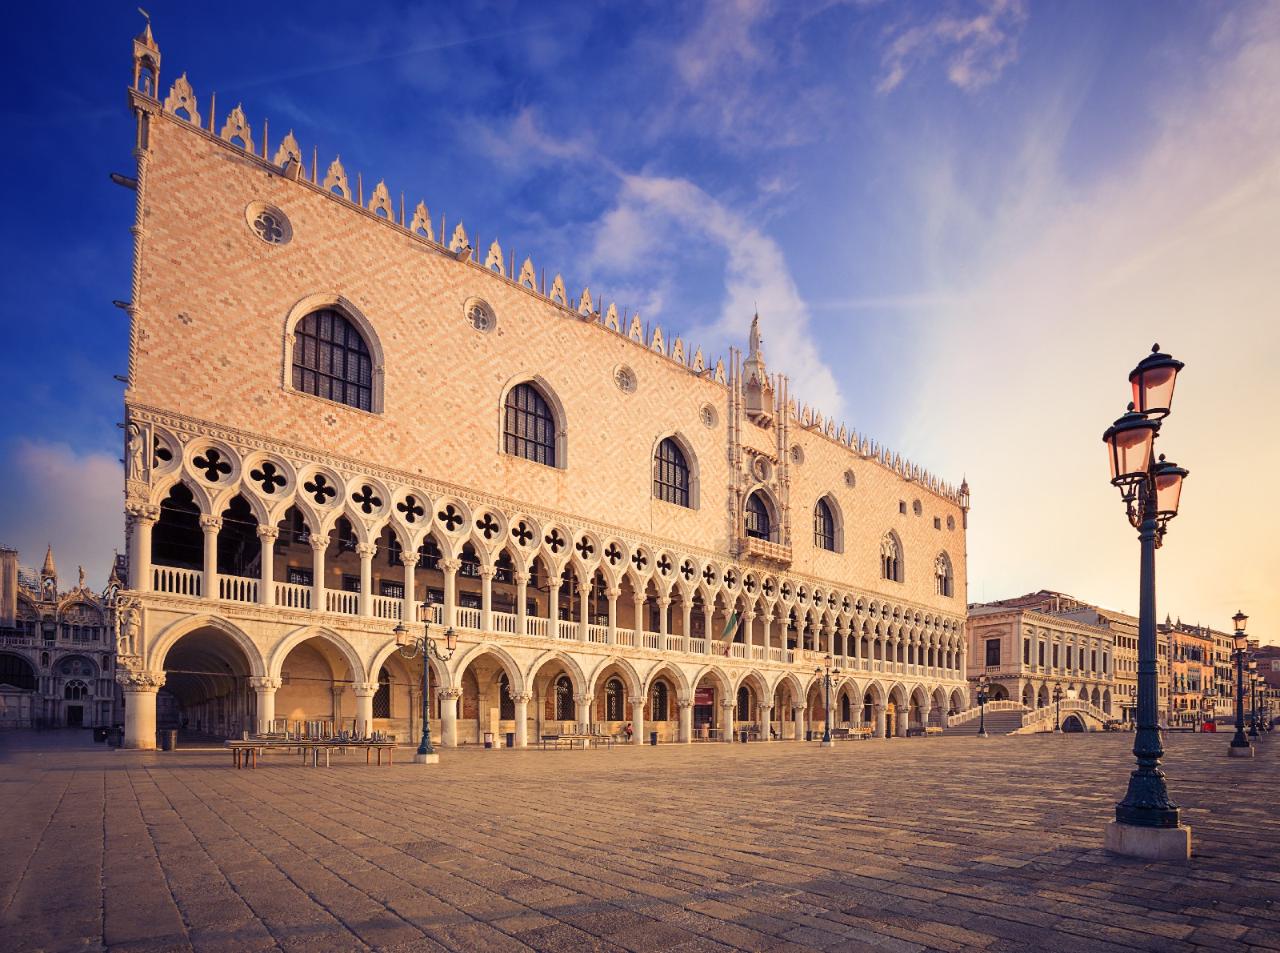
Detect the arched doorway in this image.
<box><xmin>273</xmin><ymin>636</ymin><xmax>356</xmax><ymax>735</ymax></box>
<box><xmin>159</xmin><ymin>627</ymin><xmax>257</xmax><ymax>739</ymax></box>
<box><xmin>1062</xmin><ymin>714</ymin><xmax>1085</xmax><ymax>733</ymax></box>
<box><xmin>0</xmin><ymin>653</ymin><xmax>37</xmax><ymax>729</ymax></box>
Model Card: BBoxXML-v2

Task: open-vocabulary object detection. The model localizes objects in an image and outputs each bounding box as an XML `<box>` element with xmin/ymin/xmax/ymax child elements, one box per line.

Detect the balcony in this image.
<box><xmin>739</xmin><ymin>537</ymin><xmax>792</xmax><ymax>565</ymax></box>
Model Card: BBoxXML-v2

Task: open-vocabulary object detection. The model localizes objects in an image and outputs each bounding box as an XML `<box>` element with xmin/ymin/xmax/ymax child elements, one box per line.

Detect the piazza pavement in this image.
<box><xmin>0</xmin><ymin>731</ymin><xmax>1276</xmax><ymax>953</ymax></box>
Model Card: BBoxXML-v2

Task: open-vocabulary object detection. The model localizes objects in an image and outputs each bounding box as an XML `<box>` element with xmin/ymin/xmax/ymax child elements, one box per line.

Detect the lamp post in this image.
<box><xmin>816</xmin><ymin>653</ymin><xmax>840</xmax><ymax>747</ymax></box>
<box><xmin>1101</xmin><ymin>344</ymin><xmax>1192</xmax><ymax>860</ymax></box>
<box><xmin>1053</xmin><ymin>684</ymin><xmax>1063</xmax><ymax>733</ymax></box>
<box><xmin>1229</xmin><ymin>612</ymin><xmax>1252</xmax><ymax>754</ymax></box>
<box><xmin>976</xmin><ymin>674</ymin><xmax>990</xmax><ymax>738</ymax></box>
<box><xmin>393</xmin><ymin>612</ymin><xmax>457</xmax><ymax>764</ymax></box>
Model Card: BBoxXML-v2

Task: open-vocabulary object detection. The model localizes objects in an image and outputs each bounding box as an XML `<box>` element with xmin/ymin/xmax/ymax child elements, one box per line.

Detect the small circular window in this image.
<box><xmin>791</xmin><ymin>444</ymin><xmax>805</xmax><ymax>465</ymax></box>
<box><xmin>245</xmin><ymin>202</ymin><xmax>291</xmax><ymax>245</ymax></box>
<box><xmin>614</xmin><ymin>365</ymin><xmax>637</xmax><ymax>394</ymax></box>
<box><xmin>700</xmin><ymin>403</ymin><xmax>718</xmax><ymax>428</ymax></box>
<box><xmin>843</xmin><ymin>469</ymin><xmax>856</xmax><ymax>488</ymax></box>
<box><xmin>465</xmin><ymin>298</ymin><xmax>495</xmax><ymax>333</ymax></box>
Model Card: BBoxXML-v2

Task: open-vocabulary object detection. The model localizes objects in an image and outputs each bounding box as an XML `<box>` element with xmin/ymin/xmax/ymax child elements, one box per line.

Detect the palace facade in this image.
<box><xmin>113</xmin><ymin>25</ymin><xmax>970</xmax><ymax>749</ymax></box>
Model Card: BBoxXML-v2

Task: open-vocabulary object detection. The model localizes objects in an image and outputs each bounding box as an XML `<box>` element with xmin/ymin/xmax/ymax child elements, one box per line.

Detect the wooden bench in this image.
<box><xmin>226</xmin><ymin>740</ymin><xmax>397</xmax><ymax>768</ymax></box>
<box><xmin>539</xmin><ymin>734</ymin><xmax>587</xmax><ymax>750</ymax></box>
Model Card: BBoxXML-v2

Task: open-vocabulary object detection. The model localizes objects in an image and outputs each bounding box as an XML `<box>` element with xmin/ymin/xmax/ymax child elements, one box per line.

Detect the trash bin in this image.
<box><xmin>159</xmin><ymin>729</ymin><xmax>178</xmax><ymax>751</ymax></box>
<box><xmin>483</xmin><ymin>731</ymin><xmax>494</xmax><ymax>749</ymax></box>
<box><xmin>505</xmin><ymin>731</ymin><xmax>515</xmax><ymax>748</ymax></box>
<box><xmin>93</xmin><ymin>726</ymin><xmax>108</xmax><ymax>743</ymax></box>
<box><xmin>650</xmin><ymin>731</ymin><xmax>658</xmax><ymax>746</ymax></box>
<box><xmin>739</xmin><ymin>728</ymin><xmax>749</xmax><ymax>744</ymax></box>
<box><xmin>805</xmin><ymin>729</ymin><xmax>813</xmax><ymax>742</ymax></box>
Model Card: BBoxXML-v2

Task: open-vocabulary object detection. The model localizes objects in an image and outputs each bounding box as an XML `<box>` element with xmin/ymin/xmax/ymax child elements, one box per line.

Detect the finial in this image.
<box><xmin>1126</xmin><ymin>401</ymin><xmax>1135</xmax><ymax>411</ymax></box>
<box><xmin>1152</xmin><ymin>343</ymin><xmax>1160</xmax><ymax>352</ymax></box>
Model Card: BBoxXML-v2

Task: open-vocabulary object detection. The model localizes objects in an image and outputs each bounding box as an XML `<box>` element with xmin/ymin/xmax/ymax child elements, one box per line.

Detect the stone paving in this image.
<box><xmin>1</xmin><ymin>730</ymin><xmax>1277</xmax><ymax>953</ymax></box>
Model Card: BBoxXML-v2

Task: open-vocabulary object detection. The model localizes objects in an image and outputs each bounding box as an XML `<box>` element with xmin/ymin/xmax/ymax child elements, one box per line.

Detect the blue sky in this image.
<box><xmin>2</xmin><ymin>1</ymin><xmax>1278</xmax><ymax>641</ymax></box>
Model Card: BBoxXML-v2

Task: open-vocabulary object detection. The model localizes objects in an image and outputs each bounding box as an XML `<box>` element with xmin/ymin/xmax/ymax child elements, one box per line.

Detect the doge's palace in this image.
<box><xmin>114</xmin><ymin>23</ymin><xmax>971</xmax><ymax>750</ymax></box>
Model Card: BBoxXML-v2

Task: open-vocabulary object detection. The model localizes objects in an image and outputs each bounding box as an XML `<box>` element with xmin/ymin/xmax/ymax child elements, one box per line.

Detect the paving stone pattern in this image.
<box><xmin>1</xmin><ymin>732</ymin><xmax>1276</xmax><ymax>952</ymax></box>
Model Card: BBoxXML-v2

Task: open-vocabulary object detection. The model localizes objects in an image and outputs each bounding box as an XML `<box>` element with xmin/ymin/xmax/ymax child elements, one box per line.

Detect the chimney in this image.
<box><xmin>0</xmin><ymin>548</ymin><xmax>17</xmax><ymax>628</ymax></box>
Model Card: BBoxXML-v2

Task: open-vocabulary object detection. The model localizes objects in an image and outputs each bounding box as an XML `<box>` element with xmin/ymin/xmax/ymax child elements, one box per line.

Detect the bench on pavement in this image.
<box><xmin>225</xmin><ymin>739</ymin><xmax>397</xmax><ymax>769</ymax></box>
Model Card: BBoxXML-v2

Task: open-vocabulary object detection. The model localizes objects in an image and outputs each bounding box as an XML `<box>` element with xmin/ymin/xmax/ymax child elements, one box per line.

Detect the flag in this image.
<box><xmin>719</xmin><ymin>611</ymin><xmax>741</xmax><ymax>655</ymax></box>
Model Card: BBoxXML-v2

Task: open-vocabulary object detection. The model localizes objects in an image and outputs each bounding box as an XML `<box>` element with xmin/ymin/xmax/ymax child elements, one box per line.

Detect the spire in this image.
<box><xmin>42</xmin><ymin>544</ymin><xmax>56</xmax><ymax>578</ymax></box>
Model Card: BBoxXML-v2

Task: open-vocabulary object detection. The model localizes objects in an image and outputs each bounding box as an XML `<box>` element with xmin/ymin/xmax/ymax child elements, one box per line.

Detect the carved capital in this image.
<box><xmin>116</xmin><ymin>669</ymin><xmax>165</xmax><ymax>692</ymax></box>
<box><xmin>400</xmin><ymin>552</ymin><xmax>420</xmax><ymax>569</ymax></box>
<box><xmin>512</xmin><ymin>571</ymin><xmax>530</xmax><ymax>586</ymax></box>
<box><xmin>605</xmin><ymin>586</ymin><xmax>621</xmax><ymax>599</ymax></box>
<box><xmin>257</xmin><ymin>525</ymin><xmax>280</xmax><ymax>541</ymax></box>
<box><xmin>126</xmin><ymin>500</ymin><xmax>160</xmax><ymax>522</ymax></box>
<box><xmin>441</xmin><ymin>558</ymin><xmax>462</xmax><ymax>573</ymax></box>
<box><xmin>478</xmin><ymin>566</ymin><xmax>496</xmax><ymax>580</ymax></box>
<box><xmin>248</xmin><ymin>675</ymin><xmax>282</xmax><ymax>692</ymax></box>
<box><xmin>511</xmin><ymin>691</ymin><xmax>533</xmax><ymax>704</ymax></box>
<box><xmin>719</xmin><ymin>699</ymin><xmax>735</xmax><ymax>709</ymax></box>
<box><xmin>573</xmin><ymin>693</ymin><xmax>592</xmax><ymax>705</ymax></box>
<box><xmin>657</xmin><ymin>596</ymin><xmax>672</xmax><ymax>608</ymax></box>
<box><xmin>309</xmin><ymin>534</ymin><xmax>330</xmax><ymax>553</ymax></box>
<box><xmin>677</xmin><ymin>698</ymin><xmax>693</xmax><ymax>710</ymax></box>
<box><xmin>437</xmin><ymin>687</ymin><xmax>462</xmax><ymax>700</ymax></box>
<box><xmin>628</xmin><ymin>696</ymin><xmax>645</xmax><ymax>708</ymax></box>
<box><xmin>351</xmin><ymin>681</ymin><xmax>379</xmax><ymax>697</ymax></box>
<box><xmin>355</xmin><ymin>542</ymin><xmax>377</xmax><ymax>558</ymax></box>
<box><xmin>199</xmin><ymin>515</ymin><xmax>222</xmax><ymax>533</ymax></box>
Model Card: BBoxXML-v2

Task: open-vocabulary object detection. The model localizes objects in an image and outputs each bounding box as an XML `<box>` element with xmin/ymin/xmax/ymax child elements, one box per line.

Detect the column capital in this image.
<box><xmin>441</xmin><ymin>557</ymin><xmax>462</xmax><ymax>573</ymax></box>
<box><xmin>354</xmin><ymin>542</ymin><xmax>377</xmax><ymax>558</ymax></box>
<box><xmin>351</xmin><ymin>681</ymin><xmax>379</xmax><ymax>697</ymax></box>
<box><xmin>126</xmin><ymin>500</ymin><xmax>160</xmax><ymax>522</ymax></box>
<box><xmin>573</xmin><ymin>693</ymin><xmax>592</xmax><ymax>705</ymax></box>
<box><xmin>606</xmin><ymin>586</ymin><xmax>621</xmax><ymax>598</ymax></box>
<box><xmin>116</xmin><ymin>668</ymin><xmax>165</xmax><ymax>692</ymax></box>
<box><xmin>309</xmin><ymin>533</ymin><xmax>330</xmax><ymax>553</ymax></box>
<box><xmin>257</xmin><ymin>525</ymin><xmax>280</xmax><ymax>541</ymax></box>
<box><xmin>677</xmin><ymin>698</ymin><xmax>693</xmax><ymax>710</ymax></box>
<box><xmin>758</xmin><ymin>703</ymin><xmax>773</xmax><ymax>713</ymax></box>
<box><xmin>628</xmin><ymin>696</ymin><xmax>645</xmax><ymax>708</ymax></box>
<box><xmin>400</xmin><ymin>552</ymin><xmax>420</xmax><ymax>569</ymax></box>
<box><xmin>511</xmin><ymin>691</ymin><xmax>533</xmax><ymax>704</ymax></box>
<box><xmin>478</xmin><ymin>566</ymin><xmax>496</xmax><ymax>580</ymax></box>
<box><xmin>248</xmin><ymin>675</ymin><xmax>283</xmax><ymax>691</ymax></box>
<box><xmin>512</xmin><ymin>571</ymin><xmax>530</xmax><ymax>586</ymax></box>
<box><xmin>719</xmin><ymin>699</ymin><xmax>735</xmax><ymax>710</ymax></box>
<box><xmin>657</xmin><ymin>595</ymin><xmax>671</xmax><ymax>608</ymax></box>
<box><xmin>437</xmin><ymin>687</ymin><xmax>462</xmax><ymax>700</ymax></box>
<box><xmin>199</xmin><ymin>515</ymin><xmax>222</xmax><ymax>532</ymax></box>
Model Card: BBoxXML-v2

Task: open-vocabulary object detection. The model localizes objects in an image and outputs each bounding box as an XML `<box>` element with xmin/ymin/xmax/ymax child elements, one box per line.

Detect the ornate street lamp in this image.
<box><xmin>816</xmin><ymin>653</ymin><xmax>840</xmax><ymax>747</ymax></box>
<box><xmin>1229</xmin><ymin>613</ymin><xmax>1251</xmax><ymax>754</ymax></box>
<box><xmin>976</xmin><ymin>674</ymin><xmax>991</xmax><ymax>738</ymax></box>
<box><xmin>1102</xmin><ymin>344</ymin><xmax>1191</xmax><ymax>858</ymax></box>
<box><xmin>393</xmin><ymin>610</ymin><xmax>457</xmax><ymax>765</ymax></box>
<box><xmin>1053</xmin><ymin>684</ymin><xmax>1063</xmax><ymax>732</ymax></box>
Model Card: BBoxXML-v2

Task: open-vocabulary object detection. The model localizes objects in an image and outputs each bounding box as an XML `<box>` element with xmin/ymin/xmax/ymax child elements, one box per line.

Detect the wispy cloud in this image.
<box><xmin>878</xmin><ymin>0</ymin><xmax>1028</xmax><ymax>94</ymax></box>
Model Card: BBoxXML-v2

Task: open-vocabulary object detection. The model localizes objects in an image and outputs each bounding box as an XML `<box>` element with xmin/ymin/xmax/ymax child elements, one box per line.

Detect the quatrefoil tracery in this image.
<box><xmin>352</xmin><ymin>484</ymin><xmax>382</xmax><ymax>514</ymax></box>
<box><xmin>152</xmin><ymin>437</ymin><xmax>173</xmax><ymax>468</ymax></box>
<box><xmin>630</xmin><ymin>550</ymin><xmax>648</xmax><ymax>571</ymax></box>
<box><xmin>545</xmin><ymin>529</ymin><xmax>566</xmax><ymax>554</ymax></box>
<box><xmin>476</xmin><ymin>513</ymin><xmax>500</xmax><ymax>540</ymax></box>
<box><xmin>656</xmin><ymin>555</ymin><xmax>672</xmax><ymax>576</ymax></box>
<box><xmin>438</xmin><ymin>504</ymin><xmax>464</xmax><ymax>533</ymax></box>
<box><xmin>512</xmin><ymin>522</ymin><xmax>534</xmax><ymax>547</ymax></box>
<box><xmin>397</xmin><ymin>495</ymin><xmax>425</xmax><ymax>523</ymax></box>
<box><xmin>193</xmin><ymin>448</ymin><xmax>232</xmax><ymax>482</ymax></box>
<box><xmin>575</xmin><ymin>537</ymin><xmax>595</xmax><ymax>559</ymax></box>
<box><xmin>303</xmin><ymin>473</ymin><xmax>337</xmax><ymax>505</ymax></box>
<box><xmin>680</xmin><ymin>560</ymin><xmax>695</xmax><ymax>582</ymax></box>
<box><xmin>605</xmin><ymin>543</ymin><xmax>623</xmax><ymax>566</ymax></box>
<box><xmin>249</xmin><ymin>461</ymin><xmax>286</xmax><ymax>495</ymax></box>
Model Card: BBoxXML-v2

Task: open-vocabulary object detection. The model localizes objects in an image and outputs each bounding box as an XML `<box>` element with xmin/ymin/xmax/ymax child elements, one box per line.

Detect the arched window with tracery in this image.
<box><xmin>372</xmin><ymin>667</ymin><xmax>391</xmax><ymax>718</ymax></box>
<box><xmin>64</xmin><ymin>679</ymin><xmax>89</xmax><ymax>701</ymax></box>
<box><xmin>605</xmin><ymin>677</ymin><xmax>625</xmax><ymax>721</ymax></box>
<box><xmin>935</xmin><ymin>552</ymin><xmax>954</xmax><ymax>597</ymax></box>
<box><xmin>653</xmin><ymin>438</ymin><xmax>691</xmax><ymax>507</ymax></box>
<box><xmin>504</xmin><ymin>383</ymin><xmax>557</xmax><ymax>466</ymax></box>
<box><xmin>881</xmin><ymin>533</ymin><xmax>903</xmax><ymax>583</ymax></box>
<box><xmin>554</xmin><ymin>675</ymin><xmax>574</xmax><ymax>721</ymax></box>
<box><xmin>292</xmin><ymin>309</ymin><xmax>373</xmax><ymax>411</ymax></box>
<box><xmin>745</xmin><ymin>492</ymin><xmax>772</xmax><ymax>541</ymax></box>
<box><xmin>814</xmin><ymin>497</ymin><xmax>836</xmax><ymax>551</ymax></box>
<box><xmin>651</xmin><ymin>680</ymin><xmax>669</xmax><ymax>721</ymax></box>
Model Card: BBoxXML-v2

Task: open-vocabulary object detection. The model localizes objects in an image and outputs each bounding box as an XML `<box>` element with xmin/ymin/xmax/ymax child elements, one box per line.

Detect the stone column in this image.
<box><xmin>873</xmin><ymin>704</ymin><xmax>886</xmax><ymax>738</ymax></box>
<box><xmin>355</xmin><ymin>542</ymin><xmax>376</xmax><ymax>617</ymax></box>
<box><xmin>352</xmin><ymin>681</ymin><xmax>377</xmax><ymax>737</ymax></box>
<box><xmin>657</xmin><ymin>597</ymin><xmax>671</xmax><ymax>643</ymax></box>
<box><xmin>548</xmin><ymin>570</ymin><xmax>562</xmax><ymax>634</ymax></box>
<box><xmin>126</xmin><ymin>504</ymin><xmax>158</xmax><ymax>592</ymax></box>
<box><xmin>513</xmin><ymin>692</ymin><xmax>531</xmax><ymax>748</ymax></box>
<box><xmin>793</xmin><ymin>704</ymin><xmax>806</xmax><ymax>740</ymax></box>
<box><xmin>629</xmin><ymin>695</ymin><xmax>645</xmax><ymax>745</ymax></box>
<box><xmin>401</xmin><ymin>552</ymin><xmax>419</xmax><ymax>623</ymax></box>
<box><xmin>257</xmin><ymin>525</ymin><xmax>278</xmax><ymax>607</ymax></box>
<box><xmin>838</xmin><ymin>624</ymin><xmax>850</xmax><ymax>664</ymax></box>
<box><xmin>743</xmin><ymin>610</ymin><xmax>755</xmax><ymax>654</ymax></box>
<box><xmin>605</xmin><ymin>586</ymin><xmax>619</xmax><ymax>644</ymax></box>
<box><xmin>578</xmin><ymin>573</ymin><xmax>589</xmax><ymax>642</ymax></box>
<box><xmin>896</xmin><ymin>706</ymin><xmax>909</xmax><ymax>738</ymax></box>
<box><xmin>680</xmin><ymin>597</ymin><xmax>693</xmax><ymax>653</ymax></box>
<box><xmin>760</xmin><ymin>611</ymin><xmax>771</xmax><ymax>653</ymax></box>
<box><xmin>118</xmin><ymin>669</ymin><xmax>164</xmax><ymax>749</ymax></box>
<box><xmin>248</xmin><ymin>675</ymin><xmax>281</xmax><ymax>733</ymax></box>
<box><xmin>200</xmin><ymin>515</ymin><xmax>221</xmax><ymax>600</ymax></box>
<box><xmin>633</xmin><ymin>594</ymin><xmax>645</xmax><ymax>643</ymax></box>
<box><xmin>760</xmin><ymin>702</ymin><xmax>773</xmax><ymax>741</ymax></box>
<box><xmin>441</xmin><ymin>558</ymin><xmax>460</xmax><ymax>627</ymax></box>
<box><xmin>574</xmin><ymin>693</ymin><xmax>593</xmax><ymax>735</ymax></box>
<box><xmin>438</xmin><ymin>687</ymin><xmax>461</xmax><ymax>747</ymax></box>
<box><xmin>479</xmin><ymin>566</ymin><xmax>495</xmax><ymax>632</ymax></box>
<box><xmin>702</xmin><ymin>605</ymin><xmax>714</xmax><ymax>653</ymax></box>
<box><xmin>309</xmin><ymin>534</ymin><xmax>328</xmax><ymax>611</ymax></box>
<box><xmin>514</xmin><ymin>571</ymin><xmax>529</xmax><ymax>636</ymax></box>
<box><xmin>720</xmin><ymin>699</ymin><xmax>735</xmax><ymax>742</ymax></box>
<box><xmin>331</xmin><ymin>685</ymin><xmax>346</xmax><ymax>727</ymax></box>
<box><xmin>678</xmin><ymin>697</ymin><xmax>693</xmax><ymax>743</ymax></box>
<box><xmin>921</xmin><ymin>703</ymin><xmax>933</xmax><ymax>731</ymax></box>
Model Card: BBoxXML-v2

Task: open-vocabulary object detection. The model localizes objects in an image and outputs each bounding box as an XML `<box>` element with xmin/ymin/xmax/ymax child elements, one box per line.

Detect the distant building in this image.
<box><xmin>0</xmin><ymin>546</ymin><xmax>120</xmax><ymax>729</ymax></box>
<box><xmin>1162</xmin><ymin>617</ymin><xmax>1218</xmax><ymax>728</ymax></box>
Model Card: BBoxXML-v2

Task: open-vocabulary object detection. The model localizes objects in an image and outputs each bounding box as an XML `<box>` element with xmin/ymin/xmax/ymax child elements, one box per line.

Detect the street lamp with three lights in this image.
<box><xmin>393</xmin><ymin>609</ymin><xmax>457</xmax><ymax>764</ymax></box>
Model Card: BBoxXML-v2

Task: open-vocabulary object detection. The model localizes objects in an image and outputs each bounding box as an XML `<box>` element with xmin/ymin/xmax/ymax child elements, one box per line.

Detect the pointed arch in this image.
<box><xmin>283</xmin><ymin>293</ymin><xmax>384</xmax><ymax>413</ymax></box>
<box><xmin>813</xmin><ymin>494</ymin><xmax>842</xmax><ymax>553</ymax></box>
<box><xmin>266</xmin><ymin>625</ymin><xmax>366</xmax><ymax>683</ymax></box>
<box><xmin>499</xmin><ymin>374</ymin><xmax>567</xmax><ymax>468</ymax></box>
<box><xmin>744</xmin><ymin>486</ymin><xmax>779</xmax><ymax>542</ymax></box>
<box><xmin>148</xmin><ymin>613</ymin><xmax>267</xmax><ymax>677</ymax></box>
<box><xmin>880</xmin><ymin>530</ymin><xmax>904</xmax><ymax>583</ymax></box>
<box><xmin>652</xmin><ymin>432</ymin><xmax>699</xmax><ymax>509</ymax></box>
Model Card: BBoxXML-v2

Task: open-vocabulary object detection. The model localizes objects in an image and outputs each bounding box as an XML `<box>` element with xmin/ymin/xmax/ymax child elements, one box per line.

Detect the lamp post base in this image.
<box><xmin>819</xmin><ymin>739</ymin><xmax>835</xmax><ymax>748</ymax></box>
<box><xmin>412</xmin><ymin>752</ymin><xmax>440</xmax><ymax>764</ymax></box>
<box><xmin>1104</xmin><ymin>820</ymin><xmax>1191</xmax><ymax>862</ymax></box>
<box><xmin>978</xmin><ymin>731</ymin><xmax>989</xmax><ymax>738</ymax></box>
<box><xmin>1228</xmin><ymin>744</ymin><xmax>1254</xmax><ymax>758</ymax></box>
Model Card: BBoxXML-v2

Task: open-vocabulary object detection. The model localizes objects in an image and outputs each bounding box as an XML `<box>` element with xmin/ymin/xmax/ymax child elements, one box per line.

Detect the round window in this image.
<box><xmin>614</xmin><ymin>365</ymin><xmax>637</xmax><ymax>394</ymax></box>
<box><xmin>700</xmin><ymin>403</ymin><xmax>718</xmax><ymax>428</ymax></box>
<box><xmin>244</xmin><ymin>202</ymin><xmax>292</xmax><ymax>245</ymax></box>
<box><xmin>464</xmin><ymin>298</ymin><xmax>496</xmax><ymax>333</ymax></box>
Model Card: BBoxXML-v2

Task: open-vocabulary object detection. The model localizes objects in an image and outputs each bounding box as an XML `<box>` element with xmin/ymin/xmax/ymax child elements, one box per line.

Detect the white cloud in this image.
<box><xmin>0</xmin><ymin>440</ymin><xmax>123</xmax><ymax>591</ymax></box>
<box><xmin>878</xmin><ymin>0</ymin><xmax>1028</xmax><ymax>94</ymax></box>
<box><xmin>904</xmin><ymin>5</ymin><xmax>1280</xmax><ymax>638</ymax></box>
